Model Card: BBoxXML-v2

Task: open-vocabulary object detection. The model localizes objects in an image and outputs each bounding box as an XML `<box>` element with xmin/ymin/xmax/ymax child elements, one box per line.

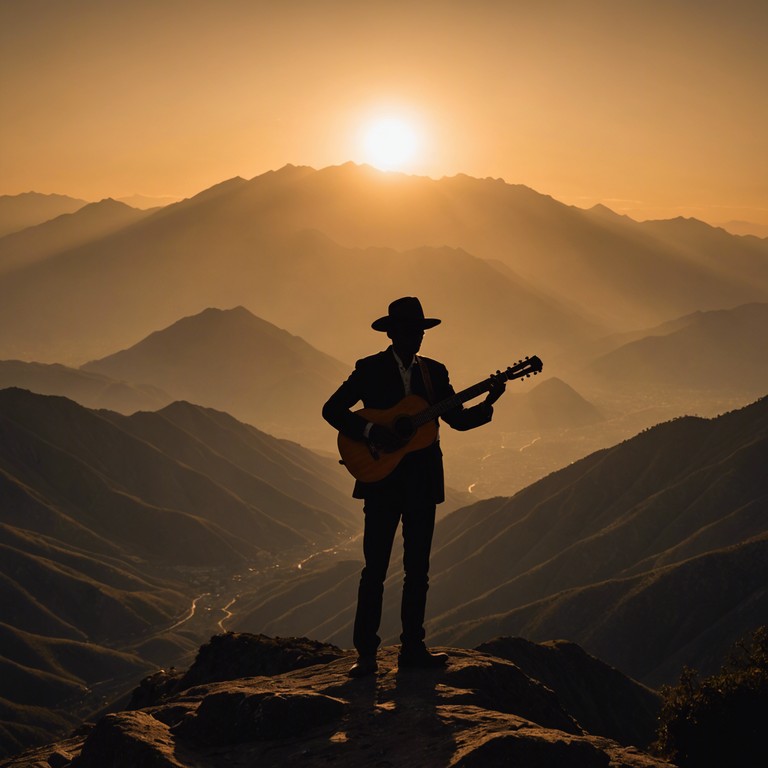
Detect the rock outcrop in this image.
<box><xmin>2</xmin><ymin>635</ymin><xmax>673</xmax><ymax>768</ymax></box>
<box><xmin>477</xmin><ymin>637</ymin><xmax>661</xmax><ymax>748</ymax></box>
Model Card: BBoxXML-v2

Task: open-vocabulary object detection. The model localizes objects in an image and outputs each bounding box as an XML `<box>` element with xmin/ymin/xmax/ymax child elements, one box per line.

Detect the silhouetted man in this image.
<box><xmin>322</xmin><ymin>296</ymin><xmax>505</xmax><ymax>677</ymax></box>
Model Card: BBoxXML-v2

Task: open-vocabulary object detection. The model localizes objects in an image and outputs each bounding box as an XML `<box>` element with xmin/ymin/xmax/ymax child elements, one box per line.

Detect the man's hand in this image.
<box><xmin>368</xmin><ymin>423</ymin><xmax>405</xmax><ymax>452</ymax></box>
<box><xmin>484</xmin><ymin>372</ymin><xmax>507</xmax><ymax>406</ymax></box>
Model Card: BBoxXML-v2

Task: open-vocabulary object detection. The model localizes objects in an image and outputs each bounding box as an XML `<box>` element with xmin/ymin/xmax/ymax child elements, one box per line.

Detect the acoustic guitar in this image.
<box><xmin>337</xmin><ymin>355</ymin><xmax>543</xmax><ymax>482</ymax></box>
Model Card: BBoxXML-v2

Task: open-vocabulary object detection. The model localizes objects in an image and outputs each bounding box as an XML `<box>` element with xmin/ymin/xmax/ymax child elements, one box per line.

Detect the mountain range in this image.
<box><xmin>1</xmin><ymin>164</ymin><xmax>766</xmax><ymax>383</ymax></box>
<box><xmin>0</xmin><ymin>302</ymin><xmax>602</xmax><ymax>456</ymax></box>
<box><xmin>0</xmin><ymin>388</ymin><xmax>358</xmax><ymax>756</ymax></box>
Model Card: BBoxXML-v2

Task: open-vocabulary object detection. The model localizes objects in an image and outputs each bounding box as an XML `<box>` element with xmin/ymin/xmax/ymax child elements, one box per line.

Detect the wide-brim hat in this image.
<box><xmin>371</xmin><ymin>296</ymin><xmax>441</xmax><ymax>332</ymax></box>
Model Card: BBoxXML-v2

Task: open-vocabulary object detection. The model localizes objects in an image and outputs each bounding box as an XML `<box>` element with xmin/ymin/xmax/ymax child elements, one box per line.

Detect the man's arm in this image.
<box><xmin>322</xmin><ymin>365</ymin><xmax>370</xmax><ymax>440</ymax></box>
<box><xmin>433</xmin><ymin>363</ymin><xmax>506</xmax><ymax>432</ymax></box>
<box><xmin>323</xmin><ymin>358</ymin><xmax>408</xmax><ymax>450</ymax></box>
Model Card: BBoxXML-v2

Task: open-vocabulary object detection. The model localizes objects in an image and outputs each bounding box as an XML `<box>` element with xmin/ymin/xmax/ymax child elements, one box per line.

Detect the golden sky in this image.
<box><xmin>2</xmin><ymin>0</ymin><xmax>767</xmax><ymax>224</ymax></box>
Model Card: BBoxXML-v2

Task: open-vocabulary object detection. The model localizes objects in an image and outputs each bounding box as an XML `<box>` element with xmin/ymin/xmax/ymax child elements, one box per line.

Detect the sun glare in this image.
<box><xmin>362</xmin><ymin>117</ymin><xmax>421</xmax><ymax>171</ymax></box>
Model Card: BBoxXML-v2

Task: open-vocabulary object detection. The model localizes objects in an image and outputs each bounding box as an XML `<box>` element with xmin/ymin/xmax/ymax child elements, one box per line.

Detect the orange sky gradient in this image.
<box><xmin>1</xmin><ymin>0</ymin><xmax>767</xmax><ymax>225</ymax></box>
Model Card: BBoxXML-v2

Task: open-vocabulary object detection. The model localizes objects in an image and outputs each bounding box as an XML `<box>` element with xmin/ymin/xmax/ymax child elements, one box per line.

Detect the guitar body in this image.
<box><xmin>337</xmin><ymin>394</ymin><xmax>438</xmax><ymax>483</ymax></box>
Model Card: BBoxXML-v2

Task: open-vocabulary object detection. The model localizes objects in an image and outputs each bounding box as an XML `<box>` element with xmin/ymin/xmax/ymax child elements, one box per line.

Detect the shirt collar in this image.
<box><xmin>390</xmin><ymin>345</ymin><xmax>415</xmax><ymax>372</ymax></box>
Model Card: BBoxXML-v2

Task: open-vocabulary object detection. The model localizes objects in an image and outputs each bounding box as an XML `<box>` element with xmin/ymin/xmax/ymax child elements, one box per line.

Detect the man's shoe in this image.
<box><xmin>348</xmin><ymin>655</ymin><xmax>378</xmax><ymax>678</ymax></box>
<box><xmin>398</xmin><ymin>647</ymin><xmax>449</xmax><ymax>669</ymax></box>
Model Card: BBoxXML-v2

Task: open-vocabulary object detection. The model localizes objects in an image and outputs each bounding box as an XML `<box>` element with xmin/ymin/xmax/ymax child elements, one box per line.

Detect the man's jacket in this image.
<box><xmin>322</xmin><ymin>349</ymin><xmax>492</xmax><ymax>502</ymax></box>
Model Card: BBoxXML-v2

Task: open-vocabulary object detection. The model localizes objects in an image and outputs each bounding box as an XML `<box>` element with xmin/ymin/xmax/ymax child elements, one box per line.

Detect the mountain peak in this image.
<box><xmin>586</xmin><ymin>203</ymin><xmax>632</xmax><ymax>221</ymax></box>
<box><xmin>80</xmin><ymin>306</ymin><xmax>349</xmax><ymax>442</ymax></box>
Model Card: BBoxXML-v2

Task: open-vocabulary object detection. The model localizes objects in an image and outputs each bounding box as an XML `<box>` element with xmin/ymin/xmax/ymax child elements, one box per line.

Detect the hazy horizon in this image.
<box><xmin>2</xmin><ymin>0</ymin><xmax>767</xmax><ymax>226</ymax></box>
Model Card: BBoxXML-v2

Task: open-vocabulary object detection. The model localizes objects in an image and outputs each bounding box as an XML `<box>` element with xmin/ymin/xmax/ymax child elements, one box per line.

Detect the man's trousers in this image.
<box><xmin>352</xmin><ymin>482</ymin><xmax>437</xmax><ymax>656</ymax></box>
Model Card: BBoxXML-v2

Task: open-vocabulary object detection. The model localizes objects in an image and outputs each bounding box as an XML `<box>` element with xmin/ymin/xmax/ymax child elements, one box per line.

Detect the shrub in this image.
<box><xmin>652</xmin><ymin>626</ymin><xmax>768</xmax><ymax>767</ymax></box>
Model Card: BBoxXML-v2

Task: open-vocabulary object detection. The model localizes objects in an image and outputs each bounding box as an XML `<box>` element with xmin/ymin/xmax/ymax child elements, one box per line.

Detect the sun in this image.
<box><xmin>361</xmin><ymin>116</ymin><xmax>421</xmax><ymax>171</ymax></box>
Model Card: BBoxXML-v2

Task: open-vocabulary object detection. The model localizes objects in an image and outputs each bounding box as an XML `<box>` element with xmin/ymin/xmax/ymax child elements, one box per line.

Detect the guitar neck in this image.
<box><xmin>411</xmin><ymin>377</ymin><xmax>497</xmax><ymax>428</ymax></box>
<box><xmin>410</xmin><ymin>356</ymin><xmax>542</xmax><ymax>428</ymax></box>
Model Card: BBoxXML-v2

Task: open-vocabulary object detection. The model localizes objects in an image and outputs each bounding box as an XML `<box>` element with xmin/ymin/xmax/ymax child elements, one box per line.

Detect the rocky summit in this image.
<box><xmin>2</xmin><ymin>634</ymin><xmax>673</xmax><ymax>768</ymax></box>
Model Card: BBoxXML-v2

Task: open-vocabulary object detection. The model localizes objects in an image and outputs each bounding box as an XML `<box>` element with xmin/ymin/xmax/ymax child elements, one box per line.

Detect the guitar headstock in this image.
<box><xmin>501</xmin><ymin>355</ymin><xmax>543</xmax><ymax>382</ymax></box>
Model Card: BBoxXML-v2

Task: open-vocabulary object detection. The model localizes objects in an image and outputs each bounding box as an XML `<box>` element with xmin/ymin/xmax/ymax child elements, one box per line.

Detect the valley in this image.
<box><xmin>60</xmin><ymin>536</ymin><xmax>364</xmax><ymax>731</ymax></box>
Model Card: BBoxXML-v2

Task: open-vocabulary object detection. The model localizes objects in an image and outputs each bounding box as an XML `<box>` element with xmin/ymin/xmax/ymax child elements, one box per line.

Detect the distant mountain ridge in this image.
<box><xmin>1</xmin><ymin>164</ymin><xmax>765</xmax><ymax>373</ymax></box>
<box><xmin>589</xmin><ymin>302</ymin><xmax>768</xmax><ymax>394</ymax></box>
<box><xmin>0</xmin><ymin>192</ymin><xmax>87</xmax><ymax>238</ymax></box>
<box><xmin>0</xmin><ymin>199</ymin><xmax>150</xmax><ymax>275</ymax></box>
<box><xmin>720</xmin><ymin>219</ymin><xmax>768</xmax><ymax>238</ymax></box>
<box><xmin>0</xmin><ymin>360</ymin><xmax>170</xmax><ymax>413</ymax></box>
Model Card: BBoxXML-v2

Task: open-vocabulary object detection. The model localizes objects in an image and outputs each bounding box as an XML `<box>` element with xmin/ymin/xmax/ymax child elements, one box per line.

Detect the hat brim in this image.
<box><xmin>371</xmin><ymin>317</ymin><xmax>441</xmax><ymax>332</ymax></box>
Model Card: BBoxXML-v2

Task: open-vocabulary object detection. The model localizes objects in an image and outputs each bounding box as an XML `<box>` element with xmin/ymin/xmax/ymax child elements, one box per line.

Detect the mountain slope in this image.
<box><xmin>0</xmin><ymin>199</ymin><xmax>150</xmax><ymax>275</ymax></box>
<box><xmin>0</xmin><ymin>388</ymin><xmax>359</xmax><ymax>756</ymax></box>
<box><xmin>493</xmin><ymin>376</ymin><xmax>604</xmax><ymax>432</ymax></box>
<box><xmin>82</xmin><ymin>306</ymin><xmax>351</xmax><ymax>445</ymax></box>
<box><xmin>103</xmin><ymin>400</ymin><xmax>358</xmax><ymax>535</ymax></box>
<box><xmin>423</xmin><ymin>397</ymin><xmax>768</xmax><ymax>684</ymax></box>
<box><xmin>0</xmin><ymin>388</ymin><xmax>357</xmax><ymax>567</ymax></box>
<box><xmin>590</xmin><ymin>302</ymin><xmax>768</xmax><ymax>393</ymax></box>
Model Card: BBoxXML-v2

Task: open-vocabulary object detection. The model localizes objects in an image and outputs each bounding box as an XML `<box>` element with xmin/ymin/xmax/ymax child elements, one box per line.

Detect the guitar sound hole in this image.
<box><xmin>392</xmin><ymin>415</ymin><xmax>415</xmax><ymax>440</ymax></box>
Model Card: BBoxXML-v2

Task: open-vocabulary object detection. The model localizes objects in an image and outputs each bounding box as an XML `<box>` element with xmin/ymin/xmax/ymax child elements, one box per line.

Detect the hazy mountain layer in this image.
<box><xmin>589</xmin><ymin>302</ymin><xmax>768</xmax><ymax>394</ymax></box>
<box><xmin>492</xmin><ymin>376</ymin><xmax>604</xmax><ymax>432</ymax></box>
<box><xmin>3</xmin><ymin>163</ymin><xmax>763</xmax><ymax>375</ymax></box>
<box><xmin>0</xmin><ymin>193</ymin><xmax>87</xmax><ymax>238</ymax></box>
<box><xmin>0</xmin><ymin>199</ymin><xmax>150</xmax><ymax>275</ymax></box>
<box><xmin>1</xmin><ymin>166</ymin><xmax>765</xmax><ymax>393</ymax></box>
<box><xmin>0</xmin><ymin>360</ymin><xmax>171</xmax><ymax>414</ymax></box>
<box><xmin>0</xmin><ymin>217</ymin><xmax>593</xmax><ymax>386</ymax></box>
<box><xmin>82</xmin><ymin>306</ymin><xmax>351</xmax><ymax>445</ymax></box>
<box><xmin>191</xmin><ymin>163</ymin><xmax>768</xmax><ymax>327</ymax></box>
